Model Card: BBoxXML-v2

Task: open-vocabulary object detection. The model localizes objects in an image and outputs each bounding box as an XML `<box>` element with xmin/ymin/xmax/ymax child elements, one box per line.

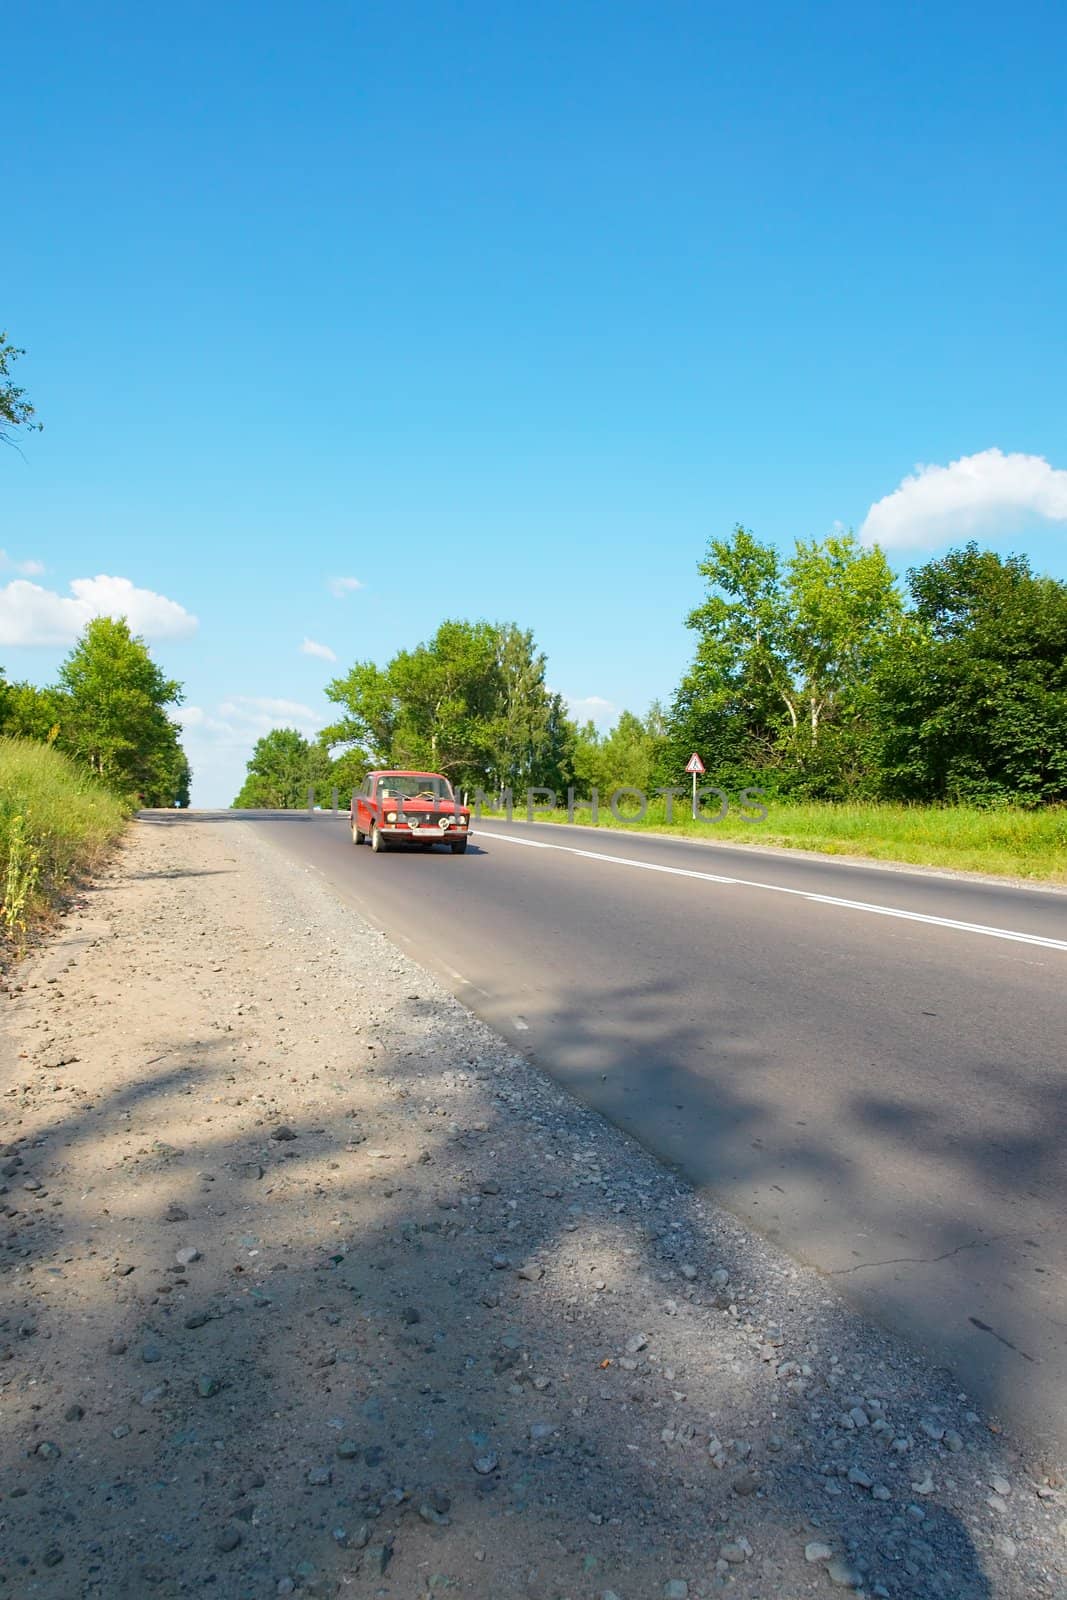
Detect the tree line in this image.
<box><xmin>666</xmin><ymin>529</ymin><xmax>1065</xmax><ymax>806</ymax></box>
<box><xmin>0</xmin><ymin>618</ymin><xmax>190</xmax><ymax>807</ymax></box>
<box><xmin>235</xmin><ymin>530</ymin><xmax>1067</xmax><ymax>810</ymax></box>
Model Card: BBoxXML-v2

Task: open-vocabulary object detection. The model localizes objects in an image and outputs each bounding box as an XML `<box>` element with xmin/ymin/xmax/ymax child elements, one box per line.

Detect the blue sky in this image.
<box><xmin>3</xmin><ymin>0</ymin><xmax>1066</xmax><ymax>803</ymax></box>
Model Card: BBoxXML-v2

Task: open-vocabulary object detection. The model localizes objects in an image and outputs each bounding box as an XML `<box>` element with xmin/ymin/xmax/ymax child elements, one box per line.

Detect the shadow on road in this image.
<box><xmin>2</xmin><ymin>1006</ymin><xmax>1006</xmax><ymax>1598</ymax></box>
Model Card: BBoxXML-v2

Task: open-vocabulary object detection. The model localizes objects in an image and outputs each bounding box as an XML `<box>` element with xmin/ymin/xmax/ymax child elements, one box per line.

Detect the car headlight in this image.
<box><xmin>409</xmin><ymin>816</ymin><xmax>420</xmax><ymax>829</ymax></box>
<box><xmin>439</xmin><ymin>816</ymin><xmax>450</xmax><ymax>829</ymax></box>
<box><xmin>385</xmin><ymin>811</ymin><xmax>397</xmax><ymax>823</ymax></box>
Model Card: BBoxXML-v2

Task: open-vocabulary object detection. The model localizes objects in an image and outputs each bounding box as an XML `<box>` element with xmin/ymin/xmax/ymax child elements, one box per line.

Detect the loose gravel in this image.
<box><xmin>0</xmin><ymin>816</ymin><xmax>1064</xmax><ymax>1598</ymax></box>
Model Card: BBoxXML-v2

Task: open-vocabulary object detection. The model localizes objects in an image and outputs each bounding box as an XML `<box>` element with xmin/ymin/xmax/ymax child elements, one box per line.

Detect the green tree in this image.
<box><xmin>232</xmin><ymin>728</ymin><xmax>328</xmax><ymax>809</ymax></box>
<box><xmin>0</xmin><ymin>332</ymin><xmax>42</xmax><ymax>447</ymax></box>
<box><xmin>665</xmin><ymin>526</ymin><xmax>795</xmax><ymax>789</ymax></box>
<box><xmin>169</xmin><ymin>749</ymin><xmax>192</xmax><ymax>809</ymax></box>
<box><xmin>572</xmin><ymin>706</ymin><xmax>667</xmax><ymax>795</ymax></box>
<box><xmin>874</xmin><ymin>544</ymin><xmax>1067</xmax><ymax>805</ymax></box>
<box><xmin>602</xmin><ymin>705</ymin><xmax>667</xmax><ymax>792</ymax></box>
<box><xmin>322</xmin><ymin>660</ymin><xmax>398</xmax><ymax>768</ymax></box>
<box><xmin>391</xmin><ymin>620</ymin><xmax>501</xmax><ymax>777</ymax></box>
<box><xmin>57</xmin><ymin>617</ymin><xmax>188</xmax><ymax>802</ymax></box>
<box><xmin>0</xmin><ymin>678</ymin><xmax>70</xmax><ymax>743</ymax></box>
<box><xmin>325</xmin><ymin>621</ymin><xmax>498</xmax><ymax>780</ymax></box>
<box><xmin>486</xmin><ymin>624</ymin><xmax>573</xmax><ymax>791</ymax></box>
<box><xmin>537</xmin><ymin>691</ymin><xmax>580</xmax><ymax>796</ymax></box>
<box><xmin>785</xmin><ymin>531</ymin><xmax>903</xmax><ymax>743</ymax></box>
<box><xmin>666</xmin><ymin>525</ymin><xmax>902</xmax><ymax>795</ymax></box>
<box><xmin>325</xmin><ymin>619</ymin><xmax>576</xmax><ymax>793</ymax></box>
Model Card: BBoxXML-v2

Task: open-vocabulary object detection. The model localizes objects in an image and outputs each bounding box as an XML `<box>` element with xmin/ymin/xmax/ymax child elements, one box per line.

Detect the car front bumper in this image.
<box><xmin>378</xmin><ymin>825</ymin><xmax>470</xmax><ymax>841</ymax></box>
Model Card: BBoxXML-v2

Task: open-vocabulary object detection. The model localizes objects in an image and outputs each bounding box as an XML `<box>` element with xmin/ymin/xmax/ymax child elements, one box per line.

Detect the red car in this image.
<box><xmin>351</xmin><ymin>770</ymin><xmax>472</xmax><ymax>854</ymax></box>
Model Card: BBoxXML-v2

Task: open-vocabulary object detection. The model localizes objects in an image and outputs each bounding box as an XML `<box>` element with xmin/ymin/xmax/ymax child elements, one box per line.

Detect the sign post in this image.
<box><xmin>684</xmin><ymin>752</ymin><xmax>705</xmax><ymax>819</ymax></box>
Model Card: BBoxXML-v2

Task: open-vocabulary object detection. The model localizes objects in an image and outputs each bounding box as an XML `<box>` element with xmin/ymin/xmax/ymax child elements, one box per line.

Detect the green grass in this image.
<box><xmin>479</xmin><ymin>796</ymin><xmax>1067</xmax><ymax>882</ymax></box>
<box><xmin>0</xmin><ymin>737</ymin><xmax>131</xmax><ymax>943</ymax></box>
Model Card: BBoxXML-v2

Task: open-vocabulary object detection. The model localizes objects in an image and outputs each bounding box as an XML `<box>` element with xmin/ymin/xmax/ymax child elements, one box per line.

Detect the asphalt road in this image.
<box><xmin>163</xmin><ymin>811</ymin><xmax>1067</xmax><ymax>1455</ymax></box>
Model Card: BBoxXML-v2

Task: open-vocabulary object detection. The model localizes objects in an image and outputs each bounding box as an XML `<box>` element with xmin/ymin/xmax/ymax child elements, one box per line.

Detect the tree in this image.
<box><xmin>57</xmin><ymin>617</ymin><xmax>188</xmax><ymax>803</ymax></box>
<box><xmin>142</xmin><ymin>741</ymin><xmax>191</xmax><ymax>808</ymax></box>
<box><xmin>666</xmin><ymin>525</ymin><xmax>902</xmax><ymax>795</ymax></box>
<box><xmin>486</xmin><ymin>624</ymin><xmax>574</xmax><ymax>792</ymax></box>
<box><xmin>0</xmin><ymin>332</ymin><xmax>42</xmax><ymax>447</ymax></box>
<box><xmin>389</xmin><ymin>620</ymin><xmax>502</xmax><ymax>778</ymax></box>
<box><xmin>0</xmin><ymin>677</ymin><xmax>70</xmax><ymax>743</ymax></box>
<box><xmin>874</xmin><ymin>545</ymin><xmax>1067</xmax><ymax>804</ymax></box>
<box><xmin>325</xmin><ymin>619</ymin><xmax>576</xmax><ymax>794</ymax></box>
<box><xmin>232</xmin><ymin>728</ymin><xmax>329</xmax><ymax>809</ymax></box>
<box><xmin>325</xmin><ymin>622</ymin><xmax>498</xmax><ymax>780</ymax></box>
<box><xmin>785</xmin><ymin>532</ymin><xmax>903</xmax><ymax>742</ymax></box>
<box><xmin>666</xmin><ymin>526</ymin><xmax>798</xmax><ymax>789</ymax></box>
<box><xmin>322</xmin><ymin>660</ymin><xmax>398</xmax><ymax>770</ymax></box>
<box><xmin>572</xmin><ymin>706</ymin><xmax>667</xmax><ymax>796</ymax></box>
<box><xmin>537</xmin><ymin>690</ymin><xmax>580</xmax><ymax>796</ymax></box>
<box><xmin>168</xmin><ymin>749</ymin><xmax>192</xmax><ymax>809</ymax></box>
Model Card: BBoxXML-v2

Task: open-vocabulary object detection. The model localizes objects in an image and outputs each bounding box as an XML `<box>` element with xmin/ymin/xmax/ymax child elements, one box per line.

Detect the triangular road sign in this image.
<box><xmin>685</xmin><ymin>752</ymin><xmax>705</xmax><ymax>775</ymax></box>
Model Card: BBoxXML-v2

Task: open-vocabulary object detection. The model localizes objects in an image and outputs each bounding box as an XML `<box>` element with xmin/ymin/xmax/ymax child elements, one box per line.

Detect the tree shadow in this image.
<box><xmin>137</xmin><ymin>810</ymin><xmax>323</xmax><ymax>825</ymax></box>
<box><xmin>0</xmin><ymin>1005</ymin><xmax>1012</xmax><ymax>1599</ymax></box>
<box><xmin>126</xmin><ymin>869</ymin><xmax>239</xmax><ymax>881</ymax></box>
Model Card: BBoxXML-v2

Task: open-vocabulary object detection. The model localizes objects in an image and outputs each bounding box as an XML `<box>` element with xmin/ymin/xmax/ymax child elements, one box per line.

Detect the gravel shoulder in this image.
<box><xmin>1</xmin><ymin>816</ymin><xmax>1064</xmax><ymax>1599</ymax></box>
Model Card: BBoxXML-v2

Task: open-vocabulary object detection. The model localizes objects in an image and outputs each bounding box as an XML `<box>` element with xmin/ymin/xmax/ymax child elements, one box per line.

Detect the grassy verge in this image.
<box><xmin>478</xmin><ymin>796</ymin><xmax>1067</xmax><ymax>882</ymax></box>
<box><xmin>0</xmin><ymin>737</ymin><xmax>131</xmax><ymax>945</ymax></box>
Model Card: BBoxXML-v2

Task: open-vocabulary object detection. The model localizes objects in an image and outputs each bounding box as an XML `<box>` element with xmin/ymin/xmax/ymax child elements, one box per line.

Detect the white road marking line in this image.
<box><xmin>481</xmin><ymin>830</ymin><xmax>1067</xmax><ymax>953</ymax></box>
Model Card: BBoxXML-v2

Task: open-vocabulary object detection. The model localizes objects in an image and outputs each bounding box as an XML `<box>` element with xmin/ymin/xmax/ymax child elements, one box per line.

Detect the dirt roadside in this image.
<box><xmin>0</xmin><ymin>818</ymin><xmax>1063</xmax><ymax>1600</ymax></box>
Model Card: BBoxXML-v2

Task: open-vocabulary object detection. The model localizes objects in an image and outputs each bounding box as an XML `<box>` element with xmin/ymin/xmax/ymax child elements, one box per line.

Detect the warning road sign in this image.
<box><xmin>685</xmin><ymin>752</ymin><xmax>705</xmax><ymax>775</ymax></box>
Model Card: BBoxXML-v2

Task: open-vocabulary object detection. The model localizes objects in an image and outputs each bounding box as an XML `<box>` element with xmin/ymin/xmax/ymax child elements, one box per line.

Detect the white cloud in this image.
<box><xmin>860</xmin><ymin>448</ymin><xmax>1067</xmax><ymax>551</ymax></box>
<box><xmin>176</xmin><ymin>696</ymin><xmax>324</xmax><ymax>746</ymax></box>
<box><xmin>215</xmin><ymin>696</ymin><xmax>323</xmax><ymax>735</ymax></box>
<box><xmin>301</xmin><ymin>637</ymin><xmax>337</xmax><ymax>662</ymax></box>
<box><xmin>0</xmin><ymin>550</ymin><xmax>45</xmax><ymax>577</ymax></box>
<box><xmin>0</xmin><ymin>573</ymin><xmax>198</xmax><ymax>647</ymax></box>
<box><xmin>328</xmin><ymin>575</ymin><xmax>363</xmax><ymax>597</ymax></box>
<box><xmin>566</xmin><ymin>694</ymin><xmax>617</xmax><ymax>727</ymax></box>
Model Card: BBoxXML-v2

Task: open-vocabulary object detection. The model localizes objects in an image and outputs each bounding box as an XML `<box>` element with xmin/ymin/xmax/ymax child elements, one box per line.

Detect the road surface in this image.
<box><xmin>156</xmin><ymin>810</ymin><xmax>1067</xmax><ymax>1455</ymax></box>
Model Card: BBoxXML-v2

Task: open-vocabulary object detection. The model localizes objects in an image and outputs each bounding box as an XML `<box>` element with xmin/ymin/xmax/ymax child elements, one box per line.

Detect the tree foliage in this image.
<box><xmin>667</xmin><ymin>525</ymin><xmax>902</xmax><ymax>795</ymax></box>
<box><xmin>57</xmin><ymin>619</ymin><xmax>188</xmax><ymax>804</ymax></box>
<box><xmin>232</xmin><ymin>728</ymin><xmax>332</xmax><ymax>809</ymax></box>
<box><xmin>872</xmin><ymin>545</ymin><xmax>1067</xmax><ymax>804</ymax></box>
<box><xmin>572</xmin><ymin>705</ymin><xmax>666</xmax><ymax>796</ymax></box>
<box><xmin>324</xmin><ymin>619</ymin><xmax>575</xmax><ymax>794</ymax></box>
<box><xmin>0</xmin><ymin>332</ymin><xmax>42</xmax><ymax>446</ymax></box>
<box><xmin>0</xmin><ymin>678</ymin><xmax>68</xmax><ymax>744</ymax></box>
<box><xmin>664</xmin><ymin>526</ymin><xmax>1066</xmax><ymax>806</ymax></box>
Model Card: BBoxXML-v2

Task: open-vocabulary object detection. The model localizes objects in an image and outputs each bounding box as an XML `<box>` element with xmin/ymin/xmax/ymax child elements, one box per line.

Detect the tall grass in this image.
<box><xmin>0</xmin><ymin>737</ymin><xmax>131</xmax><ymax>942</ymax></box>
<box><xmin>483</xmin><ymin>795</ymin><xmax>1067</xmax><ymax>881</ymax></box>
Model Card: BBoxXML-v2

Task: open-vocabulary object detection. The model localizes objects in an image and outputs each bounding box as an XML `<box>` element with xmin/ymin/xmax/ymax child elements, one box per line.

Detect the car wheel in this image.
<box><xmin>352</xmin><ymin>821</ymin><xmax>366</xmax><ymax>845</ymax></box>
<box><xmin>450</xmin><ymin>837</ymin><xmax>468</xmax><ymax>854</ymax></box>
<box><xmin>370</xmin><ymin>824</ymin><xmax>388</xmax><ymax>853</ymax></box>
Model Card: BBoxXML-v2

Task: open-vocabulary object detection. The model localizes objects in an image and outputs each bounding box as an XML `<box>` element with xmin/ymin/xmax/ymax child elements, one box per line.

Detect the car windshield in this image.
<box><xmin>378</xmin><ymin>775</ymin><xmax>453</xmax><ymax>802</ymax></box>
